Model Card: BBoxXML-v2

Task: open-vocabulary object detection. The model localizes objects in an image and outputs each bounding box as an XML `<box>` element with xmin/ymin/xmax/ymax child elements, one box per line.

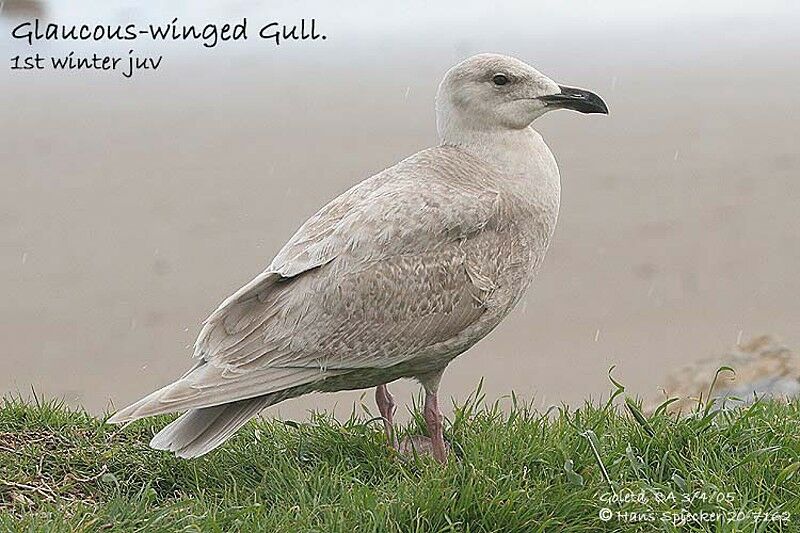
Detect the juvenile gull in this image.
<box><xmin>108</xmin><ymin>53</ymin><xmax>608</xmax><ymax>461</ymax></box>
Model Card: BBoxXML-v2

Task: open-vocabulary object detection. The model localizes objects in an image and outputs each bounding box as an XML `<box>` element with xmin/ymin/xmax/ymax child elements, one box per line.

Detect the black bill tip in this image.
<box><xmin>539</xmin><ymin>85</ymin><xmax>609</xmax><ymax>115</ymax></box>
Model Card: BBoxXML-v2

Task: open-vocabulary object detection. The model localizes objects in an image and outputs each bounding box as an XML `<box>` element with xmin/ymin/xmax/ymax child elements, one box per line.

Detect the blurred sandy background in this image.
<box><xmin>1</xmin><ymin>1</ymin><xmax>798</xmax><ymax>419</ymax></box>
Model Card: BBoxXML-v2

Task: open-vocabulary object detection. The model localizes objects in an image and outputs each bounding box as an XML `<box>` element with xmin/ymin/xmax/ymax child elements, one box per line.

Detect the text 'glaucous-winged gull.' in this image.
<box><xmin>108</xmin><ymin>53</ymin><xmax>608</xmax><ymax>462</ymax></box>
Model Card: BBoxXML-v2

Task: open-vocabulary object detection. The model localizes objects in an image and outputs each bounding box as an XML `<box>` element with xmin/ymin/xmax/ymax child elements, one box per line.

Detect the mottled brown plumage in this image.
<box><xmin>109</xmin><ymin>53</ymin><xmax>607</xmax><ymax>460</ymax></box>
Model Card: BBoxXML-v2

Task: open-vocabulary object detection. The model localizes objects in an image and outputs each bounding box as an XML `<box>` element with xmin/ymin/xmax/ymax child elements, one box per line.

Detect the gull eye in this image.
<box><xmin>492</xmin><ymin>73</ymin><xmax>509</xmax><ymax>86</ymax></box>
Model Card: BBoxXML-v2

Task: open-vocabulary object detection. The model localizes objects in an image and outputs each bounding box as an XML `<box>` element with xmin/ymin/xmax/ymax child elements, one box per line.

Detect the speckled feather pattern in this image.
<box><xmin>104</xmin><ymin>52</ymin><xmax>612</xmax><ymax>459</ymax></box>
<box><xmin>106</xmin><ymin>53</ymin><xmax>582</xmax><ymax>463</ymax></box>
<box><xmin>112</xmin><ymin>142</ymin><xmax>560</xmax><ymax>422</ymax></box>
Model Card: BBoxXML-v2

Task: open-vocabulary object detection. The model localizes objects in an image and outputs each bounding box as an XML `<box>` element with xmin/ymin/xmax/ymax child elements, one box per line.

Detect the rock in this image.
<box><xmin>644</xmin><ymin>335</ymin><xmax>800</xmax><ymax>415</ymax></box>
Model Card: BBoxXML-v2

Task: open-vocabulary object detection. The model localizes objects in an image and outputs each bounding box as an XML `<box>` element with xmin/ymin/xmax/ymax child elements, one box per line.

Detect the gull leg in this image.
<box><xmin>422</xmin><ymin>376</ymin><xmax>448</xmax><ymax>464</ymax></box>
<box><xmin>375</xmin><ymin>383</ymin><xmax>397</xmax><ymax>448</ymax></box>
<box><xmin>397</xmin><ymin>368</ymin><xmax>450</xmax><ymax>463</ymax></box>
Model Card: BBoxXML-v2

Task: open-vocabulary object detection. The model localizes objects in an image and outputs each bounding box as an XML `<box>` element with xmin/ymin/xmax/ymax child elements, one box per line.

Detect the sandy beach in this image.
<box><xmin>1</xmin><ymin>3</ymin><xmax>798</xmax><ymax>419</ymax></box>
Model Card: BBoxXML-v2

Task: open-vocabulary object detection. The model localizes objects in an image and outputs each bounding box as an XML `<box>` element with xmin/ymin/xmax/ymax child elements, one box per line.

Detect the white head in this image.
<box><xmin>436</xmin><ymin>53</ymin><xmax>608</xmax><ymax>143</ymax></box>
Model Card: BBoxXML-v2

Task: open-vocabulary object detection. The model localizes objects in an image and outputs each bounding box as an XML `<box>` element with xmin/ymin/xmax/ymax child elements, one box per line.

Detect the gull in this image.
<box><xmin>108</xmin><ymin>53</ymin><xmax>608</xmax><ymax>461</ymax></box>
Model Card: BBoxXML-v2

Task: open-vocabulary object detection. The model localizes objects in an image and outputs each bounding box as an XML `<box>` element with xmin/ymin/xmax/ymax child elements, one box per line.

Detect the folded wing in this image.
<box><xmin>110</xmin><ymin>147</ymin><xmax>503</xmax><ymax>423</ymax></box>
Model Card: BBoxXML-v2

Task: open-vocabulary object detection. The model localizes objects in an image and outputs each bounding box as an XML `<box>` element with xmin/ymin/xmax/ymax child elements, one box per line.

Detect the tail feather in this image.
<box><xmin>106</xmin><ymin>364</ymin><xmax>326</xmax><ymax>425</ymax></box>
<box><xmin>106</xmin><ymin>362</ymin><xmax>325</xmax><ymax>458</ymax></box>
<box><xmin>149</xmin><ymin>394</ymin><xmax>276</xmax><ymax>459</ymax></box>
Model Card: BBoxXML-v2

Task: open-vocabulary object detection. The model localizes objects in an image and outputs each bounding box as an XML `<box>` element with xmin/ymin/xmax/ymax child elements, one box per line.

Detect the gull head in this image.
<box><xmin>436</xmin><ymin>53</ymin><xmax>608</xmax><ymax>140</ymax></box>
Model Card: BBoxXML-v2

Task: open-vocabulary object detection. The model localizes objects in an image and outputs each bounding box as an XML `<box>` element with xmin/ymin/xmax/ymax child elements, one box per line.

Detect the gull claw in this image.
<box><xmin>397</xmin><ymin>435</ymin><xmax>451</xmax><ymax>462</ymax></box>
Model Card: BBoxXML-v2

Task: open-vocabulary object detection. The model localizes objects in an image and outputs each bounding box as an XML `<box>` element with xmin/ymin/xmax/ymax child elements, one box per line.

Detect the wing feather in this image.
<box><xmin>146</xmin><ymin>147</ymin><xmax>504</xmax><ymax>414</ymax></box>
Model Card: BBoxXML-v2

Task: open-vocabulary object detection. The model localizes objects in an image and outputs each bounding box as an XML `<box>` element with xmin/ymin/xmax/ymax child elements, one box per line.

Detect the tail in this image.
<box><xmin>147</xmin><ymin>394</ymin><xmax>275</xmax><ymax>459</ymax></box>
<box><xmin>107</xmin><ymin>363</ymin><xmax>333</xmax><ymax>458</ymax></box>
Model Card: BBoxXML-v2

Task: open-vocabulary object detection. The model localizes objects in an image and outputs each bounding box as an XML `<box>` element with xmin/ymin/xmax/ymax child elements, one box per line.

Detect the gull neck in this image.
<box><xmin>441</xmin><ymin>126</ymin><xmax>547</xmax><ymax>177</ymax></box>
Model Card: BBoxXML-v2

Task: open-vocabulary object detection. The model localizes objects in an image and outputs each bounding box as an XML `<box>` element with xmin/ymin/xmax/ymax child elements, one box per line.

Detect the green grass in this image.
<box><xmin>1</xmin><ymin>381</ymin><xmax>799</xmax><ymax>532</ymax></box>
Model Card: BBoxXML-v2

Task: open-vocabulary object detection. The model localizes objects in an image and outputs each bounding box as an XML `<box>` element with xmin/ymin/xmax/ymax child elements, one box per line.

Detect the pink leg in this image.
<box><xmin>423</xmin><ymin>388</ymin><xmax>448</xmax><ymax>463</ymax></box>
<box><xmin>421</xmin><ymin>369</ymin><xmax>448</xmax><ymax>463</ymax></box>
<box><xmin>375</xmin><ymin>383</ymin><xmax>397</xmax><ymax>448</ymax></box>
